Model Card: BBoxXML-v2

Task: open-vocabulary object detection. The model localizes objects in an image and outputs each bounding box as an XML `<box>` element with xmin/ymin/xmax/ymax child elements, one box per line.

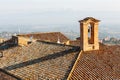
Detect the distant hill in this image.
<box><xmin>0</xmin><ymin>24</ymin><xmax>120</xmax><ymax>39</ymax></box>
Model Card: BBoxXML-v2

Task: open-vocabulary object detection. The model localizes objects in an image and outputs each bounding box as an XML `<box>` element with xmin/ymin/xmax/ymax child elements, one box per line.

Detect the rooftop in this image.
<box><xmin>0</xmin><ymin>31</ymin><xmax>120</xmax><ymax>80</ymax></box>
<box><xmin>0</xmin><ymin>41</ymin><xmax>80</xmax><ymax>80</ymax></box>
<box><xmin>0</xmin><ymin>69</ymin><xmax>20</xmax><ymax>80</ymax></box>
<box><xmin>17</xmin><ymin>32</ymin><xmax>69</xmax><ymax>43</ymax></box>
<box><xmin>0</xmin><ymin>40</ymin><xmax>120</xmax><ymax>80</ymax></box>
<box><xmin>68</xmin><ymin>44</ymin><xmax>120</xmax><ymax>80</ymax></box>
<box><xmin>79</xmin><ymin>17</ymin><xmax>100</xmax><ymax>23</ymax></box>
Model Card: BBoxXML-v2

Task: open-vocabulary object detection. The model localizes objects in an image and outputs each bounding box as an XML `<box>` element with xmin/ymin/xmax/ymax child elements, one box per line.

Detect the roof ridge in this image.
<box><xmin>18</xmin><ymin>32</ymin><xmax>61</xmax><ymax>35</ymax></box>
<box><xmin>67</xmin><ymin>50</ymin><xmax>83</xmax><ymax>80</ymax></box>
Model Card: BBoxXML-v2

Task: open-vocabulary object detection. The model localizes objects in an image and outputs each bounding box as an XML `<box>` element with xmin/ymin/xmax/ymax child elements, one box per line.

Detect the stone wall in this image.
<box><xmin>12</xmin><ymin>36</ymin><xmax>35</xmax><ymax>46</ymax></box>
<box><xmin>79</xmin><ymin>17</ymin><xmax>100</xmax><ymax>51</ymax></box>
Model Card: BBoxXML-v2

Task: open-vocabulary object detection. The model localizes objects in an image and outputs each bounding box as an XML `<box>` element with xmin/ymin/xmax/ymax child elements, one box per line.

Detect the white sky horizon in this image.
<box><xmin>0</xmin><ymin>0</ymin><xmax>120</xmax><ymax>26</ymax></box>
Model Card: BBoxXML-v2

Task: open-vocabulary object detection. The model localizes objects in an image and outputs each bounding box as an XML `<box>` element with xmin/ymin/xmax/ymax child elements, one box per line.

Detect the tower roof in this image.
<box><xmin>79</xmin><ymin>17</ymin><xmax>100</xmax><ymax>23</ymax></box>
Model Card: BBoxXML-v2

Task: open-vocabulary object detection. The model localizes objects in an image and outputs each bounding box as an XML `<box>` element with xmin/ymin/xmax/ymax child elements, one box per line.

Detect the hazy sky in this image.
<box><xmin>0</xmin><ymin>0</ymin><xmax>120</xmax><ymax>26</ymax></box>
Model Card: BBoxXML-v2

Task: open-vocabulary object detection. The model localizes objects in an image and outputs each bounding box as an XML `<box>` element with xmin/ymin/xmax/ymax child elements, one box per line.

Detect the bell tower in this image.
<box><xmin>79</xmin><ymin>17</ymin><xmax>100</xmax><ymax>51</ymax></box>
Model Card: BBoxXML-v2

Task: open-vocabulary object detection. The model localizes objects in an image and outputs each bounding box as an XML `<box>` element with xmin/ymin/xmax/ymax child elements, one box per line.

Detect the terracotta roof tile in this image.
<box><xmin>0</xmin><ymin>41</ymin><xmax>80</xmax><ymax>80</ymax></box>
<box><xmin>0</xmin><ymin>69</ymin><xmax>20</xmax><ymax>80</ymax></box>
<box><xmin>18</xmin><ymin>32</ymin><xmax>69</xmax><ymax>43</ymax></box>
<box><xmin>68</xmin><ymin>44</ymin><xmax>120</xmax><ymax>80</ymax></box>
<box><xmin>79</xmin><ymin>17</ymin><xmax>100</xmax><ymax>23</ymax></box>
<box><xmin>69</xmin><ymin>40</ymin><xmax>80</xmax><ymax>46</ymax></box>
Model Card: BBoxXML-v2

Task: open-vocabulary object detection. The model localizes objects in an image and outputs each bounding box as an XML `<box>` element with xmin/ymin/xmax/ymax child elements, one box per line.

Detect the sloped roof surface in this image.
<box><xmin>0</xmin><ymin>69</ymin><xmax>20</xmax><ymax>80</ymax></box>
<box><xmin>69</xmin><ymin>40</ymin><xmax>80</xmax><ymax>46</ymax></box>
<box><xmin>18</xmin><ymin>32</ymin><xmax>69</xmax><ymax>43</ymax></box>
<box><xmin>0</xmin><ymin>41</ymin><xmax>80</xmax><ymax>80</ymax></box>
<box><xmin>69</xmin><ymin>44</ymin><xmax>120</xmax><ymax>80</ymax></box>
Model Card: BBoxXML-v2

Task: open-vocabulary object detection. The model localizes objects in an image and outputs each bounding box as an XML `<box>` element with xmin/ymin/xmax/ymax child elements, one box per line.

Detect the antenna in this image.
<box><xmin>19</xmin><ymin>27</ymin><xmax>20</xmax><ymax>34</ymax></box>
<box><xmin>18</xmin><ymin>26</ymin><xmax>20</xmax><ymax>34</ymax></box>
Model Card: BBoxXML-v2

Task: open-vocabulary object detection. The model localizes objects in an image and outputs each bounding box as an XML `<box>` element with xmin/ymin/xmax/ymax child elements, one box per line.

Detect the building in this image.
<box><xmin>79</xmin><ymin>17</ymin><xmax>100</xmax><ymax>51</ymax></box>
<box><xmin>12</xmin><ymin>32</ymin><xmax>70</xmax><ymax>46</ymax></box>
<box><xmin>0</xmin><ymin>17</ymin><xmax>119</xmax><ymax>80</ymax></box>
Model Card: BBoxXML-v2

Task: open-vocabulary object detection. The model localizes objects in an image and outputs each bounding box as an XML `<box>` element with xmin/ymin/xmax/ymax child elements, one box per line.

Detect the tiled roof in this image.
<box><xmin>18</xmin><ymin>32</ymin><xmax>69</xmax><ymax>43</ymax></box>
<box><xmin>0</xmin><ymin>69</ymin><xmax>20</xmax><ymax>80</ymax></box>
<box><xmin>79</xmin><ymin>17</ymin><xmax>100</xmax><ymax>23</ymax></box>
<box><xmin>0</xmin><ymin>39</ymin><xmax>120</xmax><ymax>80</ymax></box>
<box><xmin>69</xmin><ymin>40</ymin><xmax>80</xmax><ymax>46</ymax></box>
<box><xmin>68</xmin><ymin>44</ymin><xmax>120</xmax><ymax>80</ymax></box>
<box><xmin>0</xmin><ymin>41</ymin><xmax>80</xmax><ymax>80</ymax></box>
